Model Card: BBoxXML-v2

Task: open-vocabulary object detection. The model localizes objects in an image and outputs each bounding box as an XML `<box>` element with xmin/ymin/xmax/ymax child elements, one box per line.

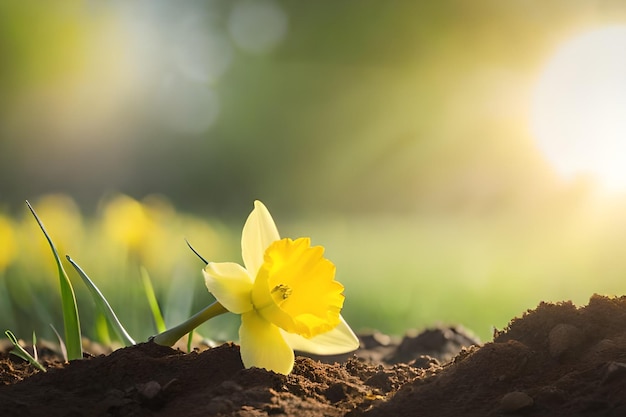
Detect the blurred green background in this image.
<box><xmin>2</xmin><ymin>1</ymin><xmax>626</xmax><ymax>345</ymax></box>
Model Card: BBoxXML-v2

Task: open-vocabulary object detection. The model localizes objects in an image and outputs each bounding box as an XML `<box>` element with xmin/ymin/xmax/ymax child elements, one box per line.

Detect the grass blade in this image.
<box><xmin>66</xmin><ymin>255</ymin><xmax>136</xmax><ymax>346</ymax></box>
<box><xmin>26</xmin><ymin>200</ymin><xmax>82</xmax><ymax>360</ymax></box>
<box><xmin>4</xmin><ymin>330</ymin><xmax>46</xmax><ymax>372</ymax></box>
<box><xmin>50</xmin><ymin>324</ymin><xmax>68</xmax><ymax>362</ymax></box>
<box><xmin>187</xmin><ymin>329</ymin><xmax>194</xmax><ymax>353</ymax></box>
<box><xmin>140</xmin><ymin>266</ymin><xmax>166</xmax><ymax>333</ymax></box>
<box><xmin>31</xmin><ymin>331</ymin><xmax>39</xmax><ymax>362</ymax></box>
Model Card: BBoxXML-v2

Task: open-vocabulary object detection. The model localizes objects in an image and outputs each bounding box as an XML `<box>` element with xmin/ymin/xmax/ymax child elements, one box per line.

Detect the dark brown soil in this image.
<box><xmin>1</xmin><ymin>294</ymin><xmax>625</xmax><ymax>416</ymax></box>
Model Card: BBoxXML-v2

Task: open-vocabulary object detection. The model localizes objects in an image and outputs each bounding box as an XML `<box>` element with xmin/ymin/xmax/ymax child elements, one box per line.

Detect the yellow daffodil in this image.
<box><xmin>203</xmin><ymin>201</ymin><xmax>359</xmax><ymax>374</ymax></box>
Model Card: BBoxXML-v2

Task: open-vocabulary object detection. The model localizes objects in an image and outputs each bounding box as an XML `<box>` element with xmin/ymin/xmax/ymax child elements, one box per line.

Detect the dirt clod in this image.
<box><xmin>1</xmin><ymin>294</ymin><xmax>626</xmax><ymax>416</ymax></box>
<box><xmin>499</xmin><ymin>391</ymin><xmax>534</xmax><ymax>413</ymax></box>
<box><xmin>548</xmin><ymin>323</ymin><xmax>584</xmax><ymax>358</ymax></box>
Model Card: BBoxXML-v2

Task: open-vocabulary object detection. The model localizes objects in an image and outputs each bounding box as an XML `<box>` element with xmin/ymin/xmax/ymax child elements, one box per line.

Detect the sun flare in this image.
<box><xmin>531</xmin><ymin>26</ymin><xmax>626</xmax><ymax>192</ymax></box>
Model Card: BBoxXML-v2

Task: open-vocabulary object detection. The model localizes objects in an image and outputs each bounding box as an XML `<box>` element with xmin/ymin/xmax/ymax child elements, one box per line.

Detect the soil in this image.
<box><xmin>1</xmin><ymin>294</ymin><xmax>626</xmax><ymax>416</ymax></box>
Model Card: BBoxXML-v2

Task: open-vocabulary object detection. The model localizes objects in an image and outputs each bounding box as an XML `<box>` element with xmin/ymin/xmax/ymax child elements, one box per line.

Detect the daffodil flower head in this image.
<box><xmin>203</xmin><ymin>201</ymin><xmax>359</xmax><ymax>374</ymax></box>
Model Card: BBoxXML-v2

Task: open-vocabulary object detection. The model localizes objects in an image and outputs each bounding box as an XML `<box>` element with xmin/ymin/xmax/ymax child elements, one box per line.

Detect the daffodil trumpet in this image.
<box><xmin>154</xmin><ymin>201</ymin><xmax>359</xmax><ymax>375</ymax></box>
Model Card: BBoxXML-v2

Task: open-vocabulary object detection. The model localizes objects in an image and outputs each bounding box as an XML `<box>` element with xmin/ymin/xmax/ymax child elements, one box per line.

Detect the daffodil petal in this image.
<box><xmin>239</xmin><ymin>311</ymin><xmax>294</xmax><ymax>375</ymax></box>
<box><xmin>203</xmin><ymin>262</ymin><xmax>253</xmax><ymax>314</ymax></box>
<box><xmin>241</xmin><ymin>201</ymin><xmax>280</xmax><ymax>275</ymax></box>
<box><xmin>280</xmin><ymin>316</ymin><xmax>360</xmax><ymax>355</ymax></box>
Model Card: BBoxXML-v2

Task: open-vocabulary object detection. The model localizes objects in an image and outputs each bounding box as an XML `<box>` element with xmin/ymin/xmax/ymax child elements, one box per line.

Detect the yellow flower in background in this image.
<box><xmin>24</xmin><ymin>194</ymin><xmax>84</xmax><ymax>272</ymax></box>
<box><xmin>0</xmin><ymin>214</ymin><xmax>17</xmax><ymax>271</ymax></box>
<box><xmin>203</xmin><ymin>201</ymin><xmax>359</xmax><ymax>374</ymax></box>
<box><xmin>101</xmin><ymin>193</ymin><xmax>193</xmax><ymax>274</ymax></box>
<box><xmin>102</xmin><ymin>194</ymin><xmax>153</xmax><ymax>253</ymax></box>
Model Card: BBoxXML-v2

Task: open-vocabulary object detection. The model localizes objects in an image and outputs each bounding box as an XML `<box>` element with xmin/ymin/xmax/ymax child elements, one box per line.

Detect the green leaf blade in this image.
<box><xmin>26</xmin><ymin>201</ymin><xmax>82</xmax><ymax>360</ymax></box>
<box><xmin>66</xmin><ymin>255</ymin><xmax>136</xmax><ymax>346</ymax></box>
<box><xmin>4</xmin><ymin>330</ymin><xmax>46</xmax><ymax>372</ymax></box>
<box><xmin>140</xmin><ymin>266</ymin><xmax>166</xmax><ymax>333</ymax></box>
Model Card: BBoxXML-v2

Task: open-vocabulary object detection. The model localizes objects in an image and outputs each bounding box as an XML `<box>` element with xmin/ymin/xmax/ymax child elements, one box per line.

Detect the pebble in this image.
<box><xmin>137</xmin><ymin>380</ymin><xmax>161</xmax><ymax>400</ymax></box>
<box><xmin>499</xmin><ymin>391</ymin><xmax>534</xmax><ymax>413</ymax></box>
<box><xmin>548</xmin><ymin>324</ymin><xmax>584</xmax><ymax>358</ymax></box>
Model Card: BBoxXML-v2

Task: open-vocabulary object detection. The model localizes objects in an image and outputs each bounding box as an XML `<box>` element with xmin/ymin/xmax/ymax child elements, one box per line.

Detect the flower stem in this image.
<box><xmin>151</xmin><ymin>301</ymin><xmax>228</xmax><ymax>346</ymax></box>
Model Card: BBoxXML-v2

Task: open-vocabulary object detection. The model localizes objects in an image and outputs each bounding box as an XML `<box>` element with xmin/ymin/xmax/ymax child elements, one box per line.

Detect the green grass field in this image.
<box><xmin>1</xmin><ymin>193</ymin><xmax>625</xmax><ymax>347</ymax></box>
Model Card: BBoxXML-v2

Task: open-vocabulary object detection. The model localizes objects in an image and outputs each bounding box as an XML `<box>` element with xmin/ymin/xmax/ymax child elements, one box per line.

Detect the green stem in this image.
<box><xmin>151</xmin><ymin>301</ymin><xmax>228</xmax><ymax>347</ymax></box>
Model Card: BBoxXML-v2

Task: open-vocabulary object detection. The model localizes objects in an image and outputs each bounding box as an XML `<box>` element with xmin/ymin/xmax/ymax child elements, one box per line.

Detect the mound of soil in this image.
<box><xmin>1</xmin><ymin>294</ymin><xmax>625</xmax><ymax>416</ymax></box>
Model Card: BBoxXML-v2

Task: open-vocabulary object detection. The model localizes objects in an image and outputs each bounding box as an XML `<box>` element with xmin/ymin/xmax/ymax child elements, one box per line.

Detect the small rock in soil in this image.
<box><xmin>498</xmin><ymin>391</ymin><xmax>534</xmax><ymax>413</ymax></box>
<box><xmin>548</xmin><ymin>323</ymin><xmax>584</xmax><ymax>358</ymax></box>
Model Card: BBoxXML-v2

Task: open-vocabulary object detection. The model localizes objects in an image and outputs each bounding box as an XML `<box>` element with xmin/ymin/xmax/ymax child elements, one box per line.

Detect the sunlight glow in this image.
<box><xmin>531</xmin><ymin>26</ymin><xmax>626</xmax><ymax>191</ymax></box>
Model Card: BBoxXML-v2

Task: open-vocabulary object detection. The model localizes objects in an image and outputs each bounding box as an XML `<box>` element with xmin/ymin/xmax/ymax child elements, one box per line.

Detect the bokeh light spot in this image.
<box><xmin>173</xmin><ymin>16</ymin><xmax>233</xmax><ymax>84</ymax></box>
<box><xmin>531</xmin><ymin>26</ymin><xmax>626</xmax><ymax>191</ymax></box>
<box><xmin>158</xmin><ymin>75</ymin><xmax>220</xmax><ymax>135</ymax></box>
<box><xmin>228</xmin><ymin>0</ymin><xmax>288</xmax><ymax>54</ymax></box>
